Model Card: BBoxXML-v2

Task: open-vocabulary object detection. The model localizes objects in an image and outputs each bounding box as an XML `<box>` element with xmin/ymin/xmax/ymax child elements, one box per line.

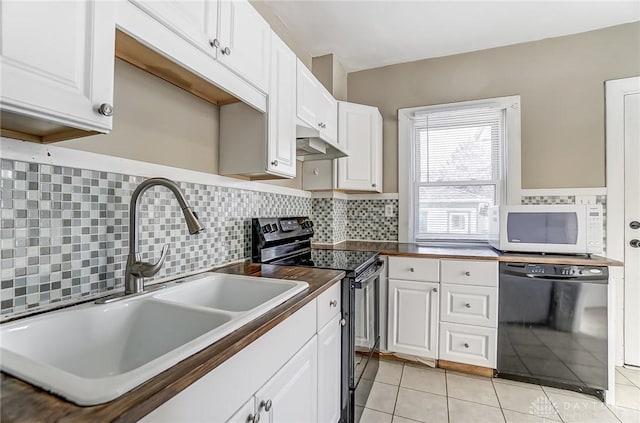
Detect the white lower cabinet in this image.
<box><xmin>253</xmin><ymin>336</ymin><xmax>318</xmax><ymax>423</ymax></box>
<box><xmin>141</xmin><ymin>301</ymin><xmax>317</xmax><ymax>422</ymax></box>
<box><xmin>439</xmin><ymin>322</ymin><xmax>496</xmax><ymax>368</ymax></box>
<box><xmin>141</xmin><ymin>286</ymin><xmax>343</xmax><ymax>423</ymax></box>
<box><xmin>317</xmin><ymin>315</ymin><xmax>342</xmax><ymax>423</ymax></box>
<box><xmin>387</xmin><ymin>279</ymin><xmax>439</xmax><ymax>358</ymax></box>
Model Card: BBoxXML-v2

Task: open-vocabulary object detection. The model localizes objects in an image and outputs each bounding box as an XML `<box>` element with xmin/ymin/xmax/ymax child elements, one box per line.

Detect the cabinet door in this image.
<box><xmin>218</xmin><ymin>0</ymin><xmax>271</xmax><ymax>92</ymax></box>
<box><xmin>256</xmin><ymin>336</ymin><xmax>318</xmax><ymax>423</ymax></box>
<box><xmin>266</xmin><ymin>32</ymin><xmax>296</xmax><ymax>178</ymax></box>
<box><xmin>318</xmin><ymin>89</ymin><xmax>338</xmax><ymax>145</ymax></box>
<box><xmin>337</xmin><ymin>102</ymin><xmax>381</xmax><ymax>192</ymax></box>
<box><xmin>388</xmin><ymin>279</ymin><xmax>439</xmax><ymax>358</ymax></box>
<box><xmin>0</xmin><ymin>0</ymin><xmax>115</xmax><ymax>132</ymax></box>
<box><xmin>227</xmin><ymin>397</ymin><xmax>257</xmax><ymax>423</ymax></box>
<box><xmin>317</xmin><ymin>315</ymin><xmax>342</xmax><ymax>423</ymax></box>
<box><xmin>297</xmin><ymin>60</ymin><xmax>321</xmax><ymax>131</ymax></box>
<box><xmin>129</xmin><ymin>0</ymin><xmax>218</xmax><ymax>57</ymax></box>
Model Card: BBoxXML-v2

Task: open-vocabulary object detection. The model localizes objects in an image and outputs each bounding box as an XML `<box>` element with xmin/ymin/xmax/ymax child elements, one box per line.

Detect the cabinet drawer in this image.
<box><xmin>440</xmin><ymin>260</ymin><xmax>498</xmax><ymax>287</ymax></box>
<box><xmin>317</xmin><ymin>281</ymin><xmax>341</xmax><ymax>331</ymax></box>
<box><xmin>388</xmin><ymin>257</ymin><xmax>439</xmax><ymax>282</ymax></box>
<box><xmin>439</xmin><ymin>322</ymin><xmax>496</xmax><ymax>368</ymax></box>
<box><xmin>440</xmin><ymin>284</ymin><xmax>497</xmax><ymax>328</ymax></box>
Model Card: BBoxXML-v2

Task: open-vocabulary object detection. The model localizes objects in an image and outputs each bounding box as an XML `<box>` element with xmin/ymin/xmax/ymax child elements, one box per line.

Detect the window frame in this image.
<box><xmin>398</xmin><ymin>95</ymin><xmax>521</xmax><ymax>244</ymax></box>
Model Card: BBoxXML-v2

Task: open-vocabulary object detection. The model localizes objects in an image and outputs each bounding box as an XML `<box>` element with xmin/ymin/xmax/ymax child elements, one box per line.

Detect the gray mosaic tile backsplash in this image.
<box><xmin>311</xmin><ymin>198</ymin><xmax>348</xmax><ymax>244</ymax></box>
<box><xmin>0</xmin><ymin>158</ymin><xmax>311</xmax><ymax>319</ymax></box>
<box><xmin>347</xmin><ymin>199</ymin><xmax>399</xmax><ymax>241</ymax></box>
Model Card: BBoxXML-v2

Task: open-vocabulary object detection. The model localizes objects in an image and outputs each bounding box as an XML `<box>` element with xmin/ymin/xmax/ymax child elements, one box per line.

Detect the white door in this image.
<box><xmin>128</xmin><ymin>0</ymin><xmax>218</xmax><ymax>57</ymax></box>
<box><xmin>218</xmin><ymin>0</ymin><xmax>271</xmax><ymax>92</ymax></box>
<box><xmin>256</xmin><ymin>336</ymin><xmax>318</xmax><ymax>423</ymax></box>
<box><xmin>606</xmin><ymin>76</ymin><xmax>640</xmax><ymax>367</ymax></box>
<box><xmin>317</xmin><ymin>315</ymin><xmax>341</xmax><ymax>423</ymax></box>
<box><xmin>388</xmin><ymin>279</ymin><xmax>439</xmax><ymax>358</ymax></box>
<box><xmin>337</xmin><ymin>102</ymin><xmax>382</xmax><ymax>192</ymax></box>
<box><xmin>0</xmin><ymin>1</ymin><xmax>115</xmax><ymax>133</ymax></box>
<box><xmin>266</xmin><ymin>32</ymin><xmax>296</xmax><ymax>178</ymax></box>
<box><xmin>623</xmin><ymin>86</ymin><xmax>640</xmax><ymax>366</ymax></box>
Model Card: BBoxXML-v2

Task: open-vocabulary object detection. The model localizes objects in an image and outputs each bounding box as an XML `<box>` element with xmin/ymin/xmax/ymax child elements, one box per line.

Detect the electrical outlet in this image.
<box><xmin>385</xmin><ymin>204</ymin><xmax>394</xmax><ymax>217</ymax></box>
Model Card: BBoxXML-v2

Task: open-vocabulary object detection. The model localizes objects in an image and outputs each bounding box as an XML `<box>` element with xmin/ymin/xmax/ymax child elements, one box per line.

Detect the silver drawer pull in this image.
<box><xmin>248</xmin><ymin>413</ymin><xmax>260</xmax><ymax>423</ymax></box>
<box><xmin>340</xmin><ymin>318</ymin><xmax>346</xmax><ymax>326</ymax></box>
<box><xmin>432</xmin><ymin>287</ymin><xmax>438</xmax><ymax>293</ymax></box>
<box><xmin>464</xmin><ymin>271</ymin><xmax>471</xmax><ymax>276</ymax></box>
<box><xmin>330</xmin><ymin>299</ymin><xmax>338</xmax><ymax>307</ymax></box>
<box><xmin>464</xmin><ymin>343</ymin><xmax>470</xmax><ymax>348</ymax></box>
<box><xmin>409</xmin><ymin>267</ymin><xmax>415</xmax><ymax>272</ymax></box>
<box><xmin>465</xmin><ymin>303</ymin><xmax>471</xmax><ymax>308</ymax></box>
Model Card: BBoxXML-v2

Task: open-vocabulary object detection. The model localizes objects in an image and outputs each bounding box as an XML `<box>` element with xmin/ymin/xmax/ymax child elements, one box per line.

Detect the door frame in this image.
<box><xmin>605</xmin><ymin>76</ymin><xmax>640</xmax><ymax>369</ymax></box>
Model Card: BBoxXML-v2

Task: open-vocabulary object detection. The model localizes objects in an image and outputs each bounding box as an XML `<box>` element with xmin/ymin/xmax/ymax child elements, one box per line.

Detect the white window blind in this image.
<box><xmin>412</xmin><ymin>107</ymin><xmax>504</xmax><ymax>242</ymax></box>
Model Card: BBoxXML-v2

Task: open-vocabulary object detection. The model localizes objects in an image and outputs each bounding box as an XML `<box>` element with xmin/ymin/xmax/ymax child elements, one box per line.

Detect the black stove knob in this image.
<box><xmin>271</xmin><ymin>223</ymin><xmax>279</xmax><ymax>232</ymax></box>
<box><xmin>261</xmin><ymin>224</ymin><xmax>270</xmax><ymax>233</ymax></box>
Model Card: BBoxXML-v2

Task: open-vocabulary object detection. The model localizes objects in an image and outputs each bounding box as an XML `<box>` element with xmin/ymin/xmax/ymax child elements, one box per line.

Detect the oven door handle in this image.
<box><xmin>354</xmin><ymin>260</ymin><xmax>384</xmax><ymax>287</ymax></box>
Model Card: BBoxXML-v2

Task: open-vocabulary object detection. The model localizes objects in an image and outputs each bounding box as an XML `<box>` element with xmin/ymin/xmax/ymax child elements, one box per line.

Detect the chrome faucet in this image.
<box><xmin>125</xmin><ymin>177</ymin><xmax>204</xmax><ymax>295</ymax></box>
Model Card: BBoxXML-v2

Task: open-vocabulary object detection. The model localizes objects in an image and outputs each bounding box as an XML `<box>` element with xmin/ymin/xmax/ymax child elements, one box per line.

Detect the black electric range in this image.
<box><xmin>251</xmin><ymin>217</ymin><xmax>382</xmax><ymax>423</ymax></box>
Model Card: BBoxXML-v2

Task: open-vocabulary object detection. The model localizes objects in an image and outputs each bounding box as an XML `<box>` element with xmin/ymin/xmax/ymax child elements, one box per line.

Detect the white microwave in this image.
<box><xmin>488</xmin><ymin>204</ymin><xmax>603</xmax><ymax>254</ymax></box>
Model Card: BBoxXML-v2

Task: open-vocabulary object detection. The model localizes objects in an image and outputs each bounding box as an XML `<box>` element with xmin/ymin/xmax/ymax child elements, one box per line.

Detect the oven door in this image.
<box><xmin>350</xmin><ymin>260</ymin><xmax>383</xmax><ymax>423</ymax></box>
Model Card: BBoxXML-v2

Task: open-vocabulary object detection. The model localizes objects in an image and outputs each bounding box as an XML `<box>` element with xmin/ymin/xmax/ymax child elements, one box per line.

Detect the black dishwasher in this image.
<box><xmin>497</xmin><ymin>262</ymin><xmax>608</xmax><ymax>401</ymax></box>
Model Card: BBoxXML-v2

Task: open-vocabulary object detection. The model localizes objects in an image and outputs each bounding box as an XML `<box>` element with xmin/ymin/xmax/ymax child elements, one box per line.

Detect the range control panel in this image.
<box><xmin>253</xmin><ymin>217</ymin><xmax>314</xmax><ymax>243</ymax></box>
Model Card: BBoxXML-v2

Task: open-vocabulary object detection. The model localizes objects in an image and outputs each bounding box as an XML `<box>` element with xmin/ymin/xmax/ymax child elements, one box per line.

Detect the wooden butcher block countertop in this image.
<box><xmin>0</xmin><ymin>263</ymin><xmax>345</xmax><ymax>423</ymax></box>
<box><xmin>313</xmin><ymin>241</ymin><xmax>623</xmax><ymax>266</ymax></box>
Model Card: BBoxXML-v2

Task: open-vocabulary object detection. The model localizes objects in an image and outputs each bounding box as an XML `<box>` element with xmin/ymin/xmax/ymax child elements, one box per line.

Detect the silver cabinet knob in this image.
<box><xmin>631</xmin><ymin>239</ymin><xmax>640</xmax><ymax>248</ymax></box>
<box><xmin>340</xmin><ymin>318</ymin><xmax>346</xmax><ymax>326</ymax></box>
<box><xmin>631</xmin><ymin>221</ymin><xmax>640</xmax><ymax>230</ymax></box>
<box><xmin>260</xmin><ymin>399</ymin><xmax>272</xmax><ymax>412</ymax></box>
<box><xmin>465</xmin><ymin>303</ymin><xmax>471</xmax><ymax>309</ymax></box>
<box><xmin>464</xmin><ymin>271</ymin><xmax>471</xmax><ymax>277</ymax></box>
<box><xmin>409</xmin><ymin>267</ymin><xmax>415</xmax><ymax>272</ymax></box>
<box><xmin>97</xmin><ymin>103</ymin><xmax>113</xmax><ymax>117</ymax></box>
<box><xmin>248</xmin><ymin>413</ymin><xmax>260</xmax><ymax>423</ymax></box>
<box><xmin>222</xmin><ymin>46</ymin><xmax>231</xmax><ymax>55</ymax></box>
<box><xmin>464</xmin><ymin>343</ymin><xmax>470</xmax><ymax>348</ymax></box>
<box><xmin>318</xmin><ymin>122</ymin><xmax>323</xmax><ymax>128</ymax></box>
<box><xmin>209</xmin><ymin>38</ymin><xmax>220</xmax><ymax>48</ymax></box>
<box><xmin>372</xmin><ymin>183</ymin><xmax>377</xmax><ymax>188</ymax></box>
<box><xmin>271</xmin><ymin>160</ymin><xmax>278</xmax><ymax>167</ymax></box>
<box><xmin>330</xmin><ymin>299</ymin><xmax>338</xmax><ymax>307</ymax></box>
<box><xmin>432</xmin><ymin>287</ymin><xmax>438</xmax><ymax>293</ymax></box>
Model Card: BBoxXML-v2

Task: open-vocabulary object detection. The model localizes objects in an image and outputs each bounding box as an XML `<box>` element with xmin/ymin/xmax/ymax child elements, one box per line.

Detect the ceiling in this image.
<box><xmin>261</xmin><ymin>1</ymin><xmax>640</xmax><ymax>72</ymax></box>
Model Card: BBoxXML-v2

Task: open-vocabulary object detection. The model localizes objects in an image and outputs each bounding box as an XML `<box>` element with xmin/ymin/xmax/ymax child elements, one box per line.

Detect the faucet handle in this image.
<box><xmin>136</xmin><ymin>244</ymin><xmax>169</xmax><ymax>278</ymax></box>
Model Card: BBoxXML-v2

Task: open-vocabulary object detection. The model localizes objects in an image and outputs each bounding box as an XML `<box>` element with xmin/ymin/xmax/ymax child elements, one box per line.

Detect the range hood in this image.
<box><xmin>296</xmin><ymin>120</ymin><xmax>348</xmax><ymax>161</ymax></box>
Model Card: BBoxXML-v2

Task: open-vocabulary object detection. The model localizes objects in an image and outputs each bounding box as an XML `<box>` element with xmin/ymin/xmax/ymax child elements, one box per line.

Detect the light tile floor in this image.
<box><xmin>360</xmin><ymin>360</ymin><xmax>640</xmax><ymax>423</ymax></box>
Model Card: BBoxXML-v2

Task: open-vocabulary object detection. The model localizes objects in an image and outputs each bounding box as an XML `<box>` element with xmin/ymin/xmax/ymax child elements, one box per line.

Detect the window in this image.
<box><xmin>398</xmin><ymin>96</ymin><xmax>521</xmax><ymax>243</ymax></box>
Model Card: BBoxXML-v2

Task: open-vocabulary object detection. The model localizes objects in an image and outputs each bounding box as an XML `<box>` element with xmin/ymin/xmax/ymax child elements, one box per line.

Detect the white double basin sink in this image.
<box><xmin>0</xmin><ymin>272</ymin><xmax>308</xmax><ymax>406</ymax></box>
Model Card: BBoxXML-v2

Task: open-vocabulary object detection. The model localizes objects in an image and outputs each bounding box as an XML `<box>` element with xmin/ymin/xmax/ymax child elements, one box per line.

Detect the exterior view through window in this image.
<box><xmin>413</xmin><ymin>107</ymin><xmax>503</xmax><ymax>242</ymax></box>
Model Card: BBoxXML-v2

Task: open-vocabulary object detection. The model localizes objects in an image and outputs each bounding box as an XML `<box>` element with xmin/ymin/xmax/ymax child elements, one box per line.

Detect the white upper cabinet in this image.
<box><xmin>296</xmin><ymin>60</ymin><xmax>338</xmax><ymax>146</ymax></box>
<box><xmin>337</xmin><ymin>102</ymin><xmax>383</xmax><ymax>192</ymax></box>
<box><xmin>218</xmin><ymin>31</ymin><xmax>295</xmax><ymax>179</ymax></box>
<box><xmin>0</xmin><ymin>0</ymin><xmax>115</xmax><ymax>139</ymax></box>
<box><xmin>128</xmin><ymin>0</ymin><xmax>218</xmax><ymax>57</ymax></box>
<box><xmin>127</xmin><ymin>0</ymin><xmax>269</xmax><ymax>94</ymax></box>
<box><xmin>218</xmin><ymin>0</ymin><xmax>271</xmax><ymax>92</ymax></box>
<box><xmin>297</xmin><ymin>60</ymin><xmax>322</xmax><ymax>131</ymax></box>
<box><xmin>318</xmin><ymin>89</ymin><xmax>338</xmax><ymax>146</ymax></box>
<box><xmin>266</xmin><ymin>32</ymin><xmax>296</xmax><ymax>177</ymax></box>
